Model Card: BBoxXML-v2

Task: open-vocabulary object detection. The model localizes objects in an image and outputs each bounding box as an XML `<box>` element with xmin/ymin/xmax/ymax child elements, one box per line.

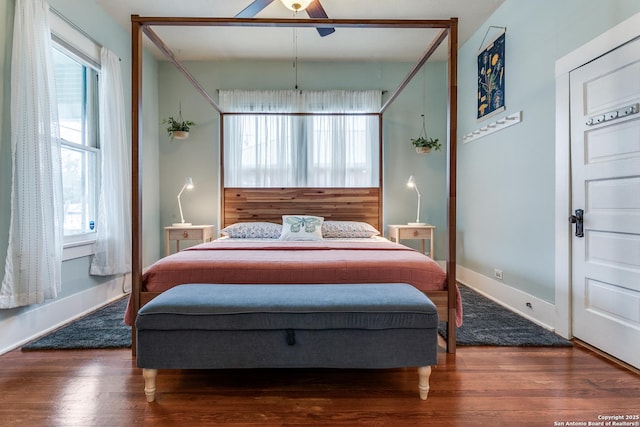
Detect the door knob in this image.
<box><xmin>569</xmin><ymin>209</ymin><xmax>584</xmax><ymax>238</ymax></box>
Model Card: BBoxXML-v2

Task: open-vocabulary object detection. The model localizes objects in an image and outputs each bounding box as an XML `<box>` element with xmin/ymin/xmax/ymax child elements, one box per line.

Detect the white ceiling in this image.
<box><xmin>96</xmin><ymin>0</ymin><xmax>504</xmax><ymax>62</ymax></box>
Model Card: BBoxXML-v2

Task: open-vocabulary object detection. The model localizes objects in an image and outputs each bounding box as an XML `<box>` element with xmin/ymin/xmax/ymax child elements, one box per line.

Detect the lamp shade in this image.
<box><xmin>281</xmin><ymin>0</ymin><xmax>313</xmax><ymax>11</ymax></box>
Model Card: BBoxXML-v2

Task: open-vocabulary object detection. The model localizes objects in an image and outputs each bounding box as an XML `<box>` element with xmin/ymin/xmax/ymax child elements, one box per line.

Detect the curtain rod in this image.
<box><xmin>49</xmin><ymin>6</ymin><xmax>121</xmax><ymax>61</ymax></box>
<box><xmin>49</xmin><ymin>7</ymin><xmax>102</xmax><ymax>49</ymax></box>
<box><xmin>215</xmin><ymin>89</ymin><xmax>387</xmax><ymax>94</ymax></box>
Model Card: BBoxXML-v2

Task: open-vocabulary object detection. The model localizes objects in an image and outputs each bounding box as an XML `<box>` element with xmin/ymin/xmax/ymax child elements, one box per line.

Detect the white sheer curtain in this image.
<box><xmin>302</xmin><ymin>91</ymin><xmax>380</xmax><ymax>187</ymax></box>
<box><xmin>221</xmin><ymin>90</ymin><xmax>380</xmax><ymax>187</ymax></box>
<box><xmin>90</xmin><ymin>48</ymin><xmax>131</xmax><ymax>276</ymax></box>
<box><xmin>222</xmin><ymin>90</ymin><xmax>300</xmax><ymax>186</ymax></box>
<box><xmin>1</xmin><ymin>0</ymin><xmax>63</xmax><ymax>308</ymax></box>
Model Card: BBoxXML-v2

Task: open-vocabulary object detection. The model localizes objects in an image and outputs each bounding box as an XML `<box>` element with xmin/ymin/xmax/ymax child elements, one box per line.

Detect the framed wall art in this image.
<box><xmin>477</xmin><ymin>28</ymin><xmax>506</xmax><ymax>120</ymax></box>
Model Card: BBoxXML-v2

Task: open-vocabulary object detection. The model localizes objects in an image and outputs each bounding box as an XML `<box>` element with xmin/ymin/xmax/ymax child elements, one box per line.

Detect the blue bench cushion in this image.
<box><xmin>135</xmin><ymin>283</ymin><xmax>438</xmax><ymax>331</ymax></box>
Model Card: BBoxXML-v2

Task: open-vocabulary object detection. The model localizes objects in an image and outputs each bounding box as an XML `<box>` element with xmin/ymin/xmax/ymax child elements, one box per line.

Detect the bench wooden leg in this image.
<box><xmin>143</xmin><ymin>368</ymin><xmax>158</xmax><ymax>402</ymax></box>
<box><xmin>418</xmin><ymin>366</ymin><xmax>431</xmax><ymax>400</ymax></box>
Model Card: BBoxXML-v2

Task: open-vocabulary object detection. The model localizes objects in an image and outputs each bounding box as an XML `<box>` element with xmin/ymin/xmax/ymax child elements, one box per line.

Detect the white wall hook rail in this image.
<box><xmin>462</xmin><ymin>111</ymin><xmax>522</xmax><ymax>144</ymax></box>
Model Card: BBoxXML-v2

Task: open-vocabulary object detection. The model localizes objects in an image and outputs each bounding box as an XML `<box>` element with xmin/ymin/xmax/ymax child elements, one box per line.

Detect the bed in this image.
<box><xmin>126</xmin><ymin>208</ymin><xmax>463</xmax><ymax>346</ymax></box>
<box><xmin>125</xmin><ymin>229</ymin><xmax>462</xmax><ymax>328</ymax></box>
<box><xmin>130</xmin><ymin>16</ymin><xmax>460</xmax><ymax>353</ymax></box>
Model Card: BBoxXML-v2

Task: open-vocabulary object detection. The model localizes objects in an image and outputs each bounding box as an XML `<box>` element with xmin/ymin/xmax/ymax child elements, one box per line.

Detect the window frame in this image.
<box><xmin>223</xmin><ymin>111</ymin><xmax>381</xmax><ymax>188</ymax></box>
<box><xmin>50</xmin><ymin>10</ymin><xmax>102</xmax><ymax>260</ymax></box>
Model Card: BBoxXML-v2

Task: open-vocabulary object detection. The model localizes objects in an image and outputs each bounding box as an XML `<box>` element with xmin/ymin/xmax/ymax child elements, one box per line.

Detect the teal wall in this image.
<box><xmin>457</xmin><ymin>0</ymin><xmax>640</xmax><ymax>302</ymax></box>
<box><xmin>0</xmin><ymin>0</ymin><xmax>159</xmax><ymax>327</ymax></box>
<box><xmin>157</xmin><ymin>60</ymin><xmax>448</xmax><ymax>255</ymax></box>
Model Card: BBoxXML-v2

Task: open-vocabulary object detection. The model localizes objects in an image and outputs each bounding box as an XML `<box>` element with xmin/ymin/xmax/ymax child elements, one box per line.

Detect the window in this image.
<box><xmin>232</xmin><ymin>114</ymin><xmax>299</xmax><ymax>187</ymax></box>
<box><xmin>222</xmin><ymin>90</ymin><xmax>380</xmax><ymax>188</ymax></box>
<box><xmin>52</xmin><ymin>45</ymin><xmax>100</xmax><ymax>239</ymax></box>
<box><xmin>306</xmin><ymin>115</ymin><xmax>377</xmax><ymax>187</ymax></box>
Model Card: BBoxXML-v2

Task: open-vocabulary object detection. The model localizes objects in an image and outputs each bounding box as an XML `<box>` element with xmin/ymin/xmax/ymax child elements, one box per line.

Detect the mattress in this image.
<box><xmin>126</xmin><ymin>237</ymin><xmax>460</xmax><ymax>325</ymax></box>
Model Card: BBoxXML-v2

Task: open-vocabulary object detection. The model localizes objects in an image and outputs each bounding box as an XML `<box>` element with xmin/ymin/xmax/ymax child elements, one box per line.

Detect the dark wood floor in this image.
<box><xmin>0</xmin><ymin>343</ymin><xmax>638</xmax><ymax>426</ymax></box>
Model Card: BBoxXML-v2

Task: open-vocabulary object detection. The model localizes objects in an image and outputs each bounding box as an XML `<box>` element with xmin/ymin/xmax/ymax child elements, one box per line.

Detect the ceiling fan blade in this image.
<box><xmin>305</xmin><ymin>0</ymin><xmax>335</xmax><ymax>37</ymax></box>
<box><xmin>235</xmin><ymin>0</ymin><xmax>277</xmax><ymax>18</ymax></box>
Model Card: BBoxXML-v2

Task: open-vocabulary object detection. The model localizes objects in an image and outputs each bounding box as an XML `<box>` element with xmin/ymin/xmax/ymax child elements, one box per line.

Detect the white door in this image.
<box><xmin>569</xmin><ymin>37</ymin><xmax>640</xmax><ymax>369</ymax></box>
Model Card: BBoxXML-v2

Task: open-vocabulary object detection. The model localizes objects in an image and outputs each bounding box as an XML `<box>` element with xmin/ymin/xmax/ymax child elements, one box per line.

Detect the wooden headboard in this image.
<box><xmin>223</xmin><ymin>187</ymin><xmax>382</xmax><ymax>232</ymax></box>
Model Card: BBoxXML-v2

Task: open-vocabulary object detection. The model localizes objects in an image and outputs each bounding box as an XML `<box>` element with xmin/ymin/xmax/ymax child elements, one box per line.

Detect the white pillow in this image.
<box><xmin>221</xmin><ymin>222</ymin><xmax>282</xmax><ymax>239</ymax></box>
<box><xmin>280</xmin><ymin>215</ymin><xmax>324</xmax><ymax>241</ymax></box>
<box><xmin>322</xmin><ymin>221</ymin><xmax>380</xmax><ymax>238</ymax></box>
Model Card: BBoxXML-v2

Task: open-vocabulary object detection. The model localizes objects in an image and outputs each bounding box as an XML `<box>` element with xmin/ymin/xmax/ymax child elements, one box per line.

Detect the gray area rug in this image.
<box><xmin>440</xmin><ymin>285</ymin><xmax>573</xmax><ymax>347</ymax></box>
<box><xmin>20</xmin><ymin>286</ymin><xmax>571</xmax><ymax>350</ymax></box>
<box><xmin>22</xmin><ymin>296</ymin><xmax>131</xmax><ymax>351</ymax></box>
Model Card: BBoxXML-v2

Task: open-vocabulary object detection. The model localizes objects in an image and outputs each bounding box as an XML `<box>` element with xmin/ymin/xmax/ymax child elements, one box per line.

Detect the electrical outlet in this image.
<box><xmin>494</xmin><ymin>268</ymin><xmax>503</xmax><ymax>280</ymax></box>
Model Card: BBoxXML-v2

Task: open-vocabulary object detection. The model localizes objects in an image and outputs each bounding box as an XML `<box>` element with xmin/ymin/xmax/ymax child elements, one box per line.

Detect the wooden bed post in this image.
<box><xmin>446</xmin><ymin>18</ymin><xmax>459</xmax><ymax>354</ymax></box>
<box><xmin>378</xmin><ymin>113</ymin><xmax>383</xmax><ymax>233</ymax></box>
<box><xmin>219</xmin><ymin>113</ymin><xmax>225</xmax><ymax>229</ymax></box>
<box><xmin>131</xmin><ymin>16</ymin><xmax>143</xmax><ymax>356</ymax></box>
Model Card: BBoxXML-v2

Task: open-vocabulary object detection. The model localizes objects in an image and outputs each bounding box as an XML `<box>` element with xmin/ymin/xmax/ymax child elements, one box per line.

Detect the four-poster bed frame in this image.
<box><xmin>130</xmin><ymin>15</ymin><xmax>458</xmax><ymax>353</ymax></box>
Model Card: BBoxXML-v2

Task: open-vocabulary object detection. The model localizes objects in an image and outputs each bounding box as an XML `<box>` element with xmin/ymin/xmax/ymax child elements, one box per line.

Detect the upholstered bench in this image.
<box><xmin>135</xmin><ymin>283</ymin><xmax>439</xmax><ymax>402</ymax></box>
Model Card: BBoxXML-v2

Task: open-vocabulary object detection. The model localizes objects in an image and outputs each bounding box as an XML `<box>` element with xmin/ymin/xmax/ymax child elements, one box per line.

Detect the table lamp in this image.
<box><xmin>406</xmin><ymin>175</ymin><xmax>426</xmax><ymax>226</ymax></box>
<box><xmin>173</xmin><ymin>177</ymin><xmax>194</xmax><ymax>226</ymax></box>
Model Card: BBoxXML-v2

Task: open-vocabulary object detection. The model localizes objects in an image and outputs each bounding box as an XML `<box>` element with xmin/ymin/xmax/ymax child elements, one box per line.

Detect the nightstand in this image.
<box><xmin>164</xmin><ymin>225</ymin><xmax>215</xmax><ymax>256</ymax></box>
<box><xmin>388</xmin><ymin>224</ymin><xmax>435</xmax><ymax>257</ymax></box>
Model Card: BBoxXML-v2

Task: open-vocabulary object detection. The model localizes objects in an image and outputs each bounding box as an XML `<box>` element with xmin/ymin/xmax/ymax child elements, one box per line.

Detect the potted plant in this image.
<box><xmin>411</xmin><ymin>136</ymin><xmax>441</xmax><ymax>154</ymax></box>
<box><xmin>162</xmin><ymin>116</ymin><xmax>196</xmax><ymax>140</ymax></box>
<box><xmin>411</xmin><ymin>114</ymin><xmax>441</xmax><ymax>153</ymax></box>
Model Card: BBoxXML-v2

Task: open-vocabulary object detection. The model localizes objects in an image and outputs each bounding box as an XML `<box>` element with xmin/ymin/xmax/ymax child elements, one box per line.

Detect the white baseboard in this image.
<box><xmin>0</xmin><ymin>275</ymin><xmax>130</xmax><ymax>355</ymax></box>
<box><xmin>456</xmin><ymin>265</ymin><xmax>558</xmax><ymax>331</ymax></box>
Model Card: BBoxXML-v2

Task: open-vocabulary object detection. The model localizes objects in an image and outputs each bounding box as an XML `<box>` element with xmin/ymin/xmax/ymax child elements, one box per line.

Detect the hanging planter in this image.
<box><xmin>171</xmin><ymin>130</ymin><xmax>189</xmax><ymax>140</ymax></box>
<box><xmin>162</xmin><ymin>102</ymin><xmax>195</xmax><ymax>140</ymax></box>
<box><xmin>410</xmin><ymin>114</ymin><xmax>441</xmax><ymax>154</ymax></box>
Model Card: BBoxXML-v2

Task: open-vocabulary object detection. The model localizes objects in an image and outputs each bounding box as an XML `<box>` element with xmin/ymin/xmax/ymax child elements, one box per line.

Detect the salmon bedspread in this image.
<box><xmin>125</xmin><ymin>239</ymin><xmax>462</xmax><ymax>325</ymax></box>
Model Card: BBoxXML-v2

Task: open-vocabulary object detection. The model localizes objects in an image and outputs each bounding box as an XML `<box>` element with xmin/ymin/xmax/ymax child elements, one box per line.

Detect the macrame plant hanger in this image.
<box><xmin>177</xmin><ymin>101</ymin><xmax>184</xmax><ymax>124</ymax></box>
<box><xmin>420</xmin><ymin>114</ymin><xmax>428</xmax><ymax>139</ymax></box>
<box><xmin>415</xmin><ymin>67</ymin><xmax>432</xmax><ymax>154</ymax></box>
<box><xmin>170</xmin><ymin>101</ymin><xmax>190</xmax><ymax>140</ymax></box>
<box><xmin>421</xmin><ymin>67</ymin><xmax>427</xmax><ymax>138</ymax></box>
<box><xmin>420</xmin><ymin>65</ymin><xmax>433</xmax><ymax>142</ymax></box>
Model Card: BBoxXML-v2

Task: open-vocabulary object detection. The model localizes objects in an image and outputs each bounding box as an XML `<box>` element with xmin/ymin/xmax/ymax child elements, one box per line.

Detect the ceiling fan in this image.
<box><xmin>236</xmin><ymin>0</ymin><xmax>336</xmax><ymax>37</ymax></box>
